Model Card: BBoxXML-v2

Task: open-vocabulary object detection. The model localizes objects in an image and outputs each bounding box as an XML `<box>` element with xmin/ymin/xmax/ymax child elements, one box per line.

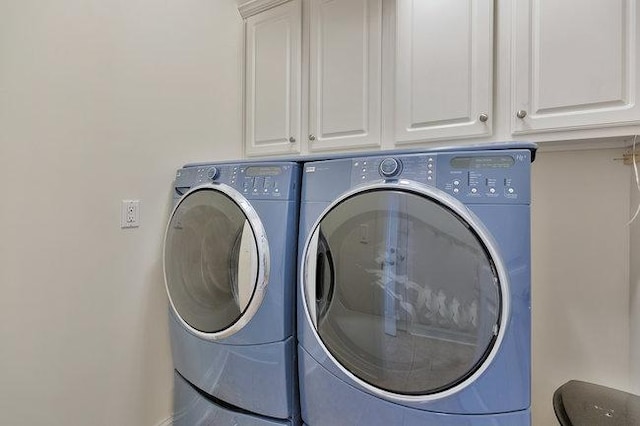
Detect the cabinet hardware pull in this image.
<box><xmin>309</xmin><ymin>134</ymin><xmax>316</xmax><ymax>141</ymax></box>
<box><xmin>516</xmin><ymin>110</ymin><xmax>527</xmax><ymax>119</ymax></box>
<box><xmin>479</xmin><ymin>113</ymin><xmax>489</xmax><ymax>122</ymax></box>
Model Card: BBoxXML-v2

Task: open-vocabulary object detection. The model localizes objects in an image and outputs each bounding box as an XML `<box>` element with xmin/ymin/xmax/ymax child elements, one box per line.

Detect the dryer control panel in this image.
<box><xmin>437</xmin><ymin>150</ymin><xmax>531</xmax><ymax>204</ymax></box>
<box><xmin>349</xmin><ymin>149</ymin><xmax>531</xmax><ymax>204</ymax></box>
<box><xmin>174</xmin><ymin>163</ymin><xmax>299</xmax><ymax>201</ymax></box>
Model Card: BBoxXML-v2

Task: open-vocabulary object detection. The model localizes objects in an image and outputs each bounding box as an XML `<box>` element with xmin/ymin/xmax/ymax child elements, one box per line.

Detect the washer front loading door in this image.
<box><xmin>302</xmin><ymin>181</ymin><xmax>509</xmax><ymax>402</ymax></box>
<box><xmin>164</xmin><ymin>184</ymin><xmax>269</xmax><ymax>340</ymax></box>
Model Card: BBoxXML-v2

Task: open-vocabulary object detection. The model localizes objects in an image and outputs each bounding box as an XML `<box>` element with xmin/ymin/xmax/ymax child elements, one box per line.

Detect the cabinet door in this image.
<box><xmin>245</xmin><ymin>0</ymin><xmax>301</xmax><ymax>157</ymax></box>
<box><xmin>308</xmin><ymin>0</ymin><xmax>382</xmax><ymax>152</ymax></box>
<box><xmin>395</xmin><ymin>0</ymin><xmax>493</xmax><ymax>145</ymax></box>
<box><xmin>512</xmin><ymin>0</ymin><xmax>640</xmax><ymax>134</ymax></box>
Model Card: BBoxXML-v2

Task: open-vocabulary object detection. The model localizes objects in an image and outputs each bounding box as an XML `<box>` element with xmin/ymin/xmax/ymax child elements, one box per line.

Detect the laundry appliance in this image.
<box><xmin>163</xmin><ymin>161</ymin><xmax>301</xmax><ymax>425</ymax></box>
<box><xmin>297</xmin><ymin>144</ymin><xmax>535</xmax><ymax>425</ymax></box>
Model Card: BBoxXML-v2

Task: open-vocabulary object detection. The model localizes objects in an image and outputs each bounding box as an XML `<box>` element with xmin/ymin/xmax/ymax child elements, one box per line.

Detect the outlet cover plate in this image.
<box><xmin>121</xmin><ymin>200</ymin><xmax>140</xmax><ymax>228</ymax></box>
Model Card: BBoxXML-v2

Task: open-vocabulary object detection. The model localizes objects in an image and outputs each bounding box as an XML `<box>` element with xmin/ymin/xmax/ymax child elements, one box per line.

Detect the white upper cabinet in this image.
<box><xmin>244</xmin><ymin>0</ymin><xmax>301</xmax><ymax>157</ymax></box>
<box><xmin>395</xmin><ymin>0</ymin><xmax>494</xmax><ymax>145</ymax></box>
<box><xmin>512</xmin><ymin>0</ymin><xmax>640</xmax><ymax>134</ymax></box>
<box><xmin>307</xmin><ymin>0</ymin><xmax>382</xmax><ymax>152</ymax></box>
<box><xmin>240</xmin><ymin>0</ymin><xmax>640</xmax><ymax>157</ymax></box>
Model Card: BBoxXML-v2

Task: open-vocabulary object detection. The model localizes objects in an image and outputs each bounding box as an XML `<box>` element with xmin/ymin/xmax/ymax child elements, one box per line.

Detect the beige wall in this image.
<box><xmin>1</xmin><ymin>1</ymin><xmax>638</xmax><ymax>425</ymax></box>
<box><xmin>0</xmin><ymin>1</ymin><xmax>243</xmax><ymax>425</ymax></box>
<box><xmin>531</xmin><ymin>148</ymin><xmax>632</xmax><ymax>425</ymax></box>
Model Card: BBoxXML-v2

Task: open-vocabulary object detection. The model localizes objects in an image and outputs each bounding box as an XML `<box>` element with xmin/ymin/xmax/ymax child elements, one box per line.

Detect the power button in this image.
<box><xmin>379</xmin><ymin>158</ymin><xmax>401</xmax><ymax>178</ymax></box>
<box><xmin>206</xmin><ymin>167</ymin><xmax>219</xmax><ymax>180</ymax></box>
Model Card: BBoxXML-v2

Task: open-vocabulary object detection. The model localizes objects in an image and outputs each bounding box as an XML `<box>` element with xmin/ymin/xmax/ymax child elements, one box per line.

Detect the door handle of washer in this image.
<box><xmin>305</xmin><ymin>229</ymin><xmax>334</xmax><ymax>326</ymax></box>
<box><xmin>316</xmin><ymin>234</ymin><xmax>335</xmax><ymax>324</ymax></box>
<box><xmin>316</xmin><ymin>252</ymin><xmax>326</xmax><ymax>304</ymax></box>
<box><xmin>235</xmin><ymin>220</ymin><xmax>258</xmax><ymax>311</ymax></box>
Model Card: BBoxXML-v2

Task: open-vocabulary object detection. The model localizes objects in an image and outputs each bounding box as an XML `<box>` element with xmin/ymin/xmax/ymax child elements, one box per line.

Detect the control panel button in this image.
<box><xmin>206</xmin><ymin>166</ymin><xmax>219</xmax><ymax>180</ymax></box>
<box><xmin>508</xmin><ymin>188</ymin><xmax>515</xmax><ymax>194</ymax></box>
<box><xmin>379</xmin><ymin>158</ymin><xmax>401</xmax><ymax>177</ymax></box>
<box><xmin>453</xmin><ymin>188</ymin><xmax>459</xmax><ymax>194</ymax></box>
<box><xmin>453</xmin><ymin>180</ymin><xmax>460</xmax><ymax>186</ymax></box>
<box><xmin>489</xmin><ymin>188</ymin><xmax>496</xmax><ymax>194</ymax></box>
<box><xmin>471</xmin><ymin>188</ymin><xmax>478</xmax><ymax>194</ymax></box>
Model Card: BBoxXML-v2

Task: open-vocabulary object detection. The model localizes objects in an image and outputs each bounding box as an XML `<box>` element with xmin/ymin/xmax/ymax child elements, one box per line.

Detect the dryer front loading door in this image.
<box><xmin>303</xmin><ymin>184</ymin><xmax>507</xmax><ymax>400</ymax></box>
<box><xmin>164</xmin><ymin>185</ymin><xmax>269</xmax><ymax>340</ymax></box>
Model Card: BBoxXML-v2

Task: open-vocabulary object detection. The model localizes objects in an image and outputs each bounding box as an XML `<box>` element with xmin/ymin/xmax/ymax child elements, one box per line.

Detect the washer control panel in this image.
<box><xmin>349</xmin><ymin>150</ymin><xmax>531</xmax><ymax>204</ymax></box>
<box><xmin>174</xmin><ymin>163</ymin><xmax>298</xmax><ymax>200</ymax></box>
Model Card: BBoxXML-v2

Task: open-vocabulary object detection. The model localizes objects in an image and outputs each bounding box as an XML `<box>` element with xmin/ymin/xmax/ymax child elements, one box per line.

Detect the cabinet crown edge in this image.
<box><xmin>237</xmin><ymin>0</ymin><xmax>293</xmax><ymax>19</ymax></box>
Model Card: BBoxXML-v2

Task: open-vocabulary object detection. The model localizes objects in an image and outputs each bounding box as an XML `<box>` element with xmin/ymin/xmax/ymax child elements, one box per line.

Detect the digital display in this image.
<box><xmin>245</xmin><ymin>166</ymin><xmax>282</xmax><ymax>177</ymax></box>
<box><xmin>450</xmin><ymin>156</ymin><xmax>515</xmax><ymax>169</ymax></box>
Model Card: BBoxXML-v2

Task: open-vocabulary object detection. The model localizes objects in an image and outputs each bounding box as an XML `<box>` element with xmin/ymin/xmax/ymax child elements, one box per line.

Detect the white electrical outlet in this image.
<box><xmin>121</xmin><ymin>200</ymin><xmax>140</xmax><ymax>228</ymax></box>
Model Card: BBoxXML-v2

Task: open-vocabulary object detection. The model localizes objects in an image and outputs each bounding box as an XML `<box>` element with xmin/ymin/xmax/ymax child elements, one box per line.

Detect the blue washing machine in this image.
<box><xmin>297</xmin><ymin>144</ymin><xmax>535</xmax><ymax>425</ymax></box>
<box><xmin>163</xmin><ymin>161</ymin><xmax>301</xmax><ymax>425</ymax></box>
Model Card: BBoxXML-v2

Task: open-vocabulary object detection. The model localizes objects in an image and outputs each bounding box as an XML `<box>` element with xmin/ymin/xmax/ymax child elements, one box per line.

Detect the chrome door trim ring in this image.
<box><xmin>300</xmin><ymin>179</ymin><xmax>510</xmax><ymax>402</ymax></box>
<box><xmin>163</xmin><ymin>183</ymin><xmax>270</xmax><ymax>341</ymax></box>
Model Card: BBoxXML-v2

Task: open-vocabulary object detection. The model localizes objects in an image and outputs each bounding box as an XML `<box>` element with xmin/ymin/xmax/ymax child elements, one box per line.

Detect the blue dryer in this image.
<box><xmin>297</xmin><ymin>145</ymin><xmax>534</xmax><ymax>425</ymax></box>
<box><xmin>163</xmin><ymin>161</ymin><xmax>301</xmax><ymax>425</ymax></box>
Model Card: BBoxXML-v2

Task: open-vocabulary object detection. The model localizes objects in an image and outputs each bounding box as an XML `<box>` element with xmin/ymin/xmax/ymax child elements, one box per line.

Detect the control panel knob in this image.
<box><xmin>206</xmin><ymin>166</ymin><xmax>219</xmax><ymax>180</ymax></box>
<box><xmin>379</xmin><ymin>158</ymin><xmax>401</xmax><ymax>178</ymax></box>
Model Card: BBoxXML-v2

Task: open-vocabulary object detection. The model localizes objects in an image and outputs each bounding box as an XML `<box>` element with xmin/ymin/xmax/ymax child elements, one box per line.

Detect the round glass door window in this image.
<box><xmin>164</xmin><ymin>187</ymin><xmax>266</xmax><ymax>336</ymax></box>
<box><xmin>304</xmin><ymin>188</ymin><xmax>503</xmax><ymax>396</ymax></box>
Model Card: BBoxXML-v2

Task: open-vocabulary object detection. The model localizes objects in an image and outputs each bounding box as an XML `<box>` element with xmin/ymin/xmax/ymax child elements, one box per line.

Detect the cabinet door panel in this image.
<box><xmin>245</xmin><ymin>0</ymin><xmax>301</xmax><ymax>156</ymax></box>
<box><xmin>512</xmin><ymin>0</ymin><xmax>640</xmax><ymax>133</ymax></box>
<box><xmin>395</xmin><ymin>0</ymin><xmax>493</xmax><ymax>144</ymax></box>
<box><xmin>308</xmin><ymin>0</ymin><xmax>382</xmax><ymax>151</ymax></box>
